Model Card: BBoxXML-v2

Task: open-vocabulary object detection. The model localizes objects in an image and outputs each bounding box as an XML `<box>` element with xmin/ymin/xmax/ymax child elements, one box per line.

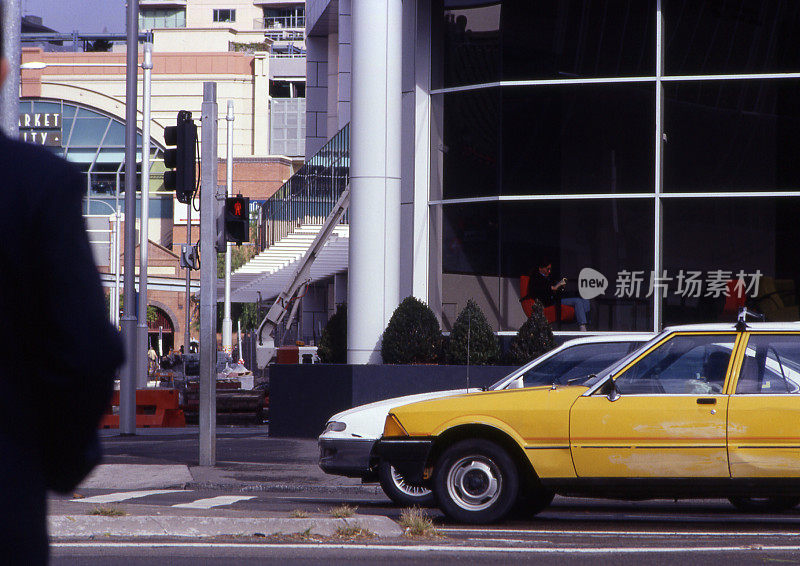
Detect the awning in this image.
<box><xmin>228</xmin><ymin>224</ymin><xmax>349</xmax><ymax>303</ymax></box>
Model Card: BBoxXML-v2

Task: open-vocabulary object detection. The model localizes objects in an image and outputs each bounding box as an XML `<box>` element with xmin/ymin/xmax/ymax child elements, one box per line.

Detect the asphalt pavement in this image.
<box><xmin>47</xmin><ymin>426</ymin><xmax>401</xmax><ymax>540</ymax></box>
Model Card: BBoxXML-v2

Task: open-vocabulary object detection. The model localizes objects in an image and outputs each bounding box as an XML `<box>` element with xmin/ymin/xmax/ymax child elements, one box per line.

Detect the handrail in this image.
<box><xmin>258</xmin><ymin>123</ymin><xmax>349</xmax><ymax>251</ymax></box>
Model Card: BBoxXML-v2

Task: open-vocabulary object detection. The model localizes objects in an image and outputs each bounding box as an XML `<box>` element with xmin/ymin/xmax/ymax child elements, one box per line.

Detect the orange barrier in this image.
<box><xmin>100</xmin><ymin>388</ymin><xmax>186</xmax><ymax>428</ymax></box>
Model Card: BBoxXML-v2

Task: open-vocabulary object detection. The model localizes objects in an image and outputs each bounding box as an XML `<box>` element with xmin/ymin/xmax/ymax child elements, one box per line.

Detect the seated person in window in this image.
<box><xmin>526</xmin><ymin>258</ymin><xmax>591</xmax><ymax>331</ymax></box>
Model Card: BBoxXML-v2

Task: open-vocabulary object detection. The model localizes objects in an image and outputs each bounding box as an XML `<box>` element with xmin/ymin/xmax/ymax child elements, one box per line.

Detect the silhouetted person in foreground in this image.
<box><xmin>0</xmin><ymin>8</ymin><xmax>124</xmax><ymax>562</ymax></box>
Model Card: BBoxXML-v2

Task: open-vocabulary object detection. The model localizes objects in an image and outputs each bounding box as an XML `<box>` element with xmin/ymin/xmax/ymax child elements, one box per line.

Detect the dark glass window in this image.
<box><xmin>499</xmin><ymin>200</ymin><xmax>653</xmax><ymax>331</ymax></box>
<box><xmin>664</xmin><ymin>0</ymin><xmax>800</xmax><ymax>76</ymax></box>
<box><xmin>662</xmin><ymin>198</ymin><xmax>800</xmax><ymax>325</ymax></box>
<box><xmin>439</xmin><ymin>0</ymin><xmax>501</xmax><ymax>88</ymax></box>
<box><xmin>502</xmin><ymin>84</ymin><xmax>654</xmax><ymax>195</ymax></box>
<box><xmin>435</xmin><ymin>0</ymin><xmax>656</xmax><ymax>88</ymax></box>
<box><xmin>501</xmin><ymin>0</ymin><xmax>655</xmax><ymax>81</ymax></box>
<box><xmin>664</xmin><ymin>80</ymin><xmax>800</xmax><ymax>192</ymax></box>
<box><xmin>443</xmin><ymin>202</ymin><xmax>499</xmax><ymax>277</ymax></box>
<box><xmin>441</xmin><ymin>88</ymin><xmax>501</xmax><ymax>199</ymax></box>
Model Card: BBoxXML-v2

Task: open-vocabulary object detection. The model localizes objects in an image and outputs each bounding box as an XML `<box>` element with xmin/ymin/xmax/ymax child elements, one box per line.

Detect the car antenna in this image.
<box><xmin>466</xmin><ymin>313</ymin><xmax>471</xmax><ymax>393</ymax></box>
<box><xmin>736</xmin><ymin>307</ymin><xmax>764</xmax><ymax>331</ymax></box>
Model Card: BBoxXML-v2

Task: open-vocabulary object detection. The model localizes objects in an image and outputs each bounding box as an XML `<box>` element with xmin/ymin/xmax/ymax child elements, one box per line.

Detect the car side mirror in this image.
<box><xmin>601</xmin><ymin>378</ymin><xmax>621</xmax><ymax>402</ymax></box>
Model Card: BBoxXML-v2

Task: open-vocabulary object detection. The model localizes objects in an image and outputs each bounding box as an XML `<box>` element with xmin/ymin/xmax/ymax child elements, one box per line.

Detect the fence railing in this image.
<box><xmin>258</xmin><ymin>123</ymin><xmax>349</xmax><ymax>251</ymax></box>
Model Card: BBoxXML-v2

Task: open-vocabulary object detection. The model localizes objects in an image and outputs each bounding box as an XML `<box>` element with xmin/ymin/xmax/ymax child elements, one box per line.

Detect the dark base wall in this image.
<box><xmin>269</xmin><ymin>364</ymin><xmax>517</xmax><ymax>438</ymax></box>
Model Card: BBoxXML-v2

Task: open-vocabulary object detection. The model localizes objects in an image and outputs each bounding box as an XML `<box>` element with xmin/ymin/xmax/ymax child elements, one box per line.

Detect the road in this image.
<box><xmin>48</xmin><ymin>428</ymin><xmax>800</xmax><ymax>564</ymax></box>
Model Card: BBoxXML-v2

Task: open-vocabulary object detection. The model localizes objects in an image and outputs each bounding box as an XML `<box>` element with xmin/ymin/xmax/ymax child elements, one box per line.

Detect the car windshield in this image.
<box><xmin>488</xmin><ymin>339</ymin><xmax>647</xmax><ymax>390</ymax></box>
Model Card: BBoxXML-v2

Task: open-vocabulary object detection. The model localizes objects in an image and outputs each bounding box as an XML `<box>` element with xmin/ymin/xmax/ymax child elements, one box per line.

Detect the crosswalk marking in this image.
<box><xmin>172</xmin><ymin>495</ymin><xmax>256</xmax><ymax>509</ymax></box>
<box><xmin>73</xmin><ymin>490</ymin><xmax>187</xmax><ymax>504</ymax></box>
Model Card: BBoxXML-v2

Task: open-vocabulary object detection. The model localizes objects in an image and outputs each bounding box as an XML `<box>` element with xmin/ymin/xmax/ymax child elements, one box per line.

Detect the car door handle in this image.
<box><xmin>697</xmin><ymin>398</ymin><xmax>717</xmax><ymax>405</ymax></box>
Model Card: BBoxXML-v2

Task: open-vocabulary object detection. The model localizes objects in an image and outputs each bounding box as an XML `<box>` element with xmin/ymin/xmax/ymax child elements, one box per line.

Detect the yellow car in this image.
<box><xmin>375</xmin><ymin>322</ymin><xmax>800</xmax><ymax>523</ymax></box>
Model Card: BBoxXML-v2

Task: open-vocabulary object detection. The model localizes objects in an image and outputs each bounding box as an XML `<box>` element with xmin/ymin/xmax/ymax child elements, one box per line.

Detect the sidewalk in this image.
<box><xmin>48</xmin><ymin>426</ymin><xmax>399</xmax><ymax>540</ymax></box>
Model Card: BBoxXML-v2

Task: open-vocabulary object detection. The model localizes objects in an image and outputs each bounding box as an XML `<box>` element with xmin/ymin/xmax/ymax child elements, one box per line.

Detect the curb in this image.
<box><xmin>48</xmin><ymin>514</ymin><xmax>403</xmax><ymax>539</ymax></box>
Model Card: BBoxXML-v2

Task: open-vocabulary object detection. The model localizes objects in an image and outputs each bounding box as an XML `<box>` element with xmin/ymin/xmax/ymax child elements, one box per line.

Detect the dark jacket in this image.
<box><xmin>0</xmin><ymin>133</ymin><xmax>124</xmax><ymax>562</ymax></box>
<box><xmin>526</xmin><ymin>270</ymin><xmax>557</xmax><ymax>307</ymax></box>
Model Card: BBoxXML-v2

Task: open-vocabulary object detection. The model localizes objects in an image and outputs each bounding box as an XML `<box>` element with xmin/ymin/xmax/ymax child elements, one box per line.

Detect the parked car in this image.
<box><xmin>376</xmin><ymin>322</ymin><xmax>800</xmax><ymax>523</ymax></box>
<box><xmin>319</xmin><ymin>333</ymin><xmax>651</xmax><ymax>505</ymax></box>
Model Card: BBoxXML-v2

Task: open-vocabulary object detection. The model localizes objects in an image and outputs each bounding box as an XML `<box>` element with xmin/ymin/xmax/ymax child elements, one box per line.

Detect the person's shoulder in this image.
<box><xmin>0</xmin><ymin>135</ymin><xmax>82</xmax><ymax>195</ymax></box>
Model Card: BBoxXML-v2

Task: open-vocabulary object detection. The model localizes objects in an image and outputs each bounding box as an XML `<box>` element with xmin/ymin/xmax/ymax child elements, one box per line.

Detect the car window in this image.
<box><xmin>521</xmin><ymin>342</ymin><xmax>636</xmax><ymax>387</ymax></box>
<box><xmin>736</xmin><ymin>335</ymin><xmax>800</xmax><ymax>394</ymax></box>
<box><xmin>614</xmin><ymin>334</ymin><xmax>736</xmax><ymax>395</ymax></box>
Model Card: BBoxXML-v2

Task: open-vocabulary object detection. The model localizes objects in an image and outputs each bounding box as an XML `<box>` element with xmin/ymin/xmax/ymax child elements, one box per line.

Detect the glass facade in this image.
<box><xmin>19</xmin><ymin>99</ymin><xmax>169</xmax><ymax>218</ymax></box>
<box><xmin>432</xmin><ymin>0</ymin><xmax>800</xmax><ymax>333</ymax></box>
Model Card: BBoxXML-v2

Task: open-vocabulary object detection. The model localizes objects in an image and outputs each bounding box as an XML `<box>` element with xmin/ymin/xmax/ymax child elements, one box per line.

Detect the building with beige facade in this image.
<box><xmin>19</xmin><ymin>2</ymin><xmax>307</xmax><ymax>354</ymax></box>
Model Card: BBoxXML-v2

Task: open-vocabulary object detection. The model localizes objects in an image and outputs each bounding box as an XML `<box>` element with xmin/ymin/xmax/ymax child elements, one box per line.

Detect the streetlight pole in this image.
<box><xmin>120</xmin><ymin>0</ymin><xmax>140</xmax><ymax>434</ymax></box>
<box><xmin>137</xmin><ymin>42</ymin><xmax>153</xmax><ymax>388</ymax></box>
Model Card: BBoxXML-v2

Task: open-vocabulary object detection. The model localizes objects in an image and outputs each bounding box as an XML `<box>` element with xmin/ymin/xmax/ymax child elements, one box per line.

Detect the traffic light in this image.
<box><xmin>163</xmin><ymin>110</ymin><xmax>197</xmax><ymax>204</ymax></box>
<box><xmin>224</xmin><ymin>195</ymin><xmax>250</xmax><ymax>245</ymax></box>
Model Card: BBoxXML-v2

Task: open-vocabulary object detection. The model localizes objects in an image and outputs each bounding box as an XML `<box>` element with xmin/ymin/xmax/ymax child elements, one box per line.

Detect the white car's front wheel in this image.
<box><xmin>378</xmin><ymin>461</ymin><xmax>435</xmax><ymax>506</ymax></box>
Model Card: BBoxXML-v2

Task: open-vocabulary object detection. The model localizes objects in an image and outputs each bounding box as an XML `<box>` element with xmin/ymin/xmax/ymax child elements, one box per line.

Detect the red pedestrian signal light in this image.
<box><xmin>224</xmin><ymin>195</ymin><xmax>250</xmax><ymax>245</ymax></box>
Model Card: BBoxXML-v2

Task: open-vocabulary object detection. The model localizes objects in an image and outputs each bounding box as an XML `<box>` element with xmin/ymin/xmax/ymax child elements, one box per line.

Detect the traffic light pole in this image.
<box><xmin>222</xmin><ymin>100</ymin><xmax>234</xmax><ymax>359</ymax></box>
<box><xmin>199</xmin><ymin>82</ymin><xmax>218</xmax><ymax>466</ymax></box>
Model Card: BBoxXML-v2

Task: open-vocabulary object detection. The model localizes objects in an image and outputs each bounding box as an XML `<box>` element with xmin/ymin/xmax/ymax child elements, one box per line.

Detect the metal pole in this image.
<box><xmin>136</xmin><ymin>42</ymin><xmax>153</xmax><ymax>387</ymax></box>
<box><xmin>237</xmin><ymin>319</ymin><xmax>243</xmax><ymax>363</ymax></box>
<box><xmin>114</xmin><ymin>175</ymin><xmax>121</xmax><ymax>329</ymax></box>
<box><xmin>199</xmin><ymin>82</ymin><xmax>218</xmax><ymax>467</ymax></box>
<box><xmin>0</xmin><ymin>0</ymin><xmax>21</xmax><ymax>137</ymax></box>
<box><xmin>222</xmin><ymin>100</ymin><xmax>234</xmax><ymax>358</ymax></box>
<box><xmin>184</xmin><ymin>206</ymin><xmax>192</xmax><ymax>358</ymax></box>
<box><xmin>119</xmin><ymin>0</ymin><xmax>139</xmax><ymax>435</ymax></box>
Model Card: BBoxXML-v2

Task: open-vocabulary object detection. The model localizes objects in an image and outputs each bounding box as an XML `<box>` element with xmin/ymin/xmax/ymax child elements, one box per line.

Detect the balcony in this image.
<box><xmin>255</xmin><ymin>16</ymin><xmax>305</xmax><ymax>41</ymax></box>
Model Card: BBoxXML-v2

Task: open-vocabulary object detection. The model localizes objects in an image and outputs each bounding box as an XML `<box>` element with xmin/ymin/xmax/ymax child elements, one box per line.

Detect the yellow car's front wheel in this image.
<box><xmin>433</xmin><ymin>439</ymin><xmax>519</xmax><ymax>524</ymax></box>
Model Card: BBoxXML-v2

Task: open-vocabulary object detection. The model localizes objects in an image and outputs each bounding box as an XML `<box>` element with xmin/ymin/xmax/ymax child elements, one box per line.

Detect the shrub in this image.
<box><xmin>318</xmin><ymin>303</ymin><xmax>347</xmax><ymax>363</ymax></box>
<box><xmin>447</xmin><ymin>299</ymin><xmax>500</xmax><ymax>365</ymax></box>
<box><xmin>508</xmin><ymin>301</ymin><xmax>556</xmax><ymax>365</ymax></box>
<box><xmin>381</xmin><ymin>297</ymin><xmax>442</xmax><ymax>364</ymax></box>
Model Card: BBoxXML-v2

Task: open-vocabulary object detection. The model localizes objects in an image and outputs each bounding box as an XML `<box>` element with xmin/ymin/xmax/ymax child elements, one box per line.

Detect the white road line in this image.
<box><xmin>51</xmin><ymin>542</ymin><xmax>800</xmax><ymax>554</ymax></box>
<box><xmin>172</xmin><ymin>496</ymin><xmax>256</xmax><ymax>509</ymax></box>
<box><xmin>71</xmin><ymin>490</ymin><xmax>187</xmax><ymax>504</ymax></box>
<box><xmin>439</xmin><ymin>528</ymin><xmax>800</xmax><ymax>538</ymax></box>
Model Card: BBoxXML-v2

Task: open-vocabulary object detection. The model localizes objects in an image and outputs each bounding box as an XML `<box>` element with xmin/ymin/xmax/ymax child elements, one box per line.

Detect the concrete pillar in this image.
<box><xmin>347</xmin><ymin>0</ymin><xmax>402</xmax><ymax>364</ymax></box>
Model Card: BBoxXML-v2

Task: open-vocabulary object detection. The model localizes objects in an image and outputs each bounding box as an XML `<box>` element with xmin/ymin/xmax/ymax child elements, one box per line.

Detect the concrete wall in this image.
<box><xmin>269</xmin><ymin>364</ymin><xmax>517</xmax><ymax>438</ymax></box>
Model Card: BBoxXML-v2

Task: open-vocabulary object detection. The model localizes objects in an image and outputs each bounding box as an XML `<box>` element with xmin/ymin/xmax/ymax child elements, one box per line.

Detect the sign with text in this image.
<box><xmin>18</xmin><ymin>112</ymin><xmax>62</xmax><ymax>147</ymax></box>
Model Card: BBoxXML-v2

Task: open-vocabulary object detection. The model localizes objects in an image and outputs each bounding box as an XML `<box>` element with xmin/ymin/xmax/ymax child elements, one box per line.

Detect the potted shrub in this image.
<box><xmin>381</xmin><ymin>297</ymin><xmax>442</xmax><ymax>364</ymax></box>
<box><xmin>318</xmin><ymin>303</ymin><xmax>347</xmax><ymax>363</ymax></box>
<box><xmin>447</xmin><ymin>299</ymin><xmax>500</xmax><ymax>365</ymax></box>
<box><xmin>508</xmin><ymin>301</ymin><xmax>556</xmax><ymax>365</ymax></box>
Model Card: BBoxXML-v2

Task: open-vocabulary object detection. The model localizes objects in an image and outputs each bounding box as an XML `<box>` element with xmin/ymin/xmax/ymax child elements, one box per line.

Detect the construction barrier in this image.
<box><xmin>100</xmin><ymin>388</ymin><xmax>186</xmax><ymax>429</ymax></box>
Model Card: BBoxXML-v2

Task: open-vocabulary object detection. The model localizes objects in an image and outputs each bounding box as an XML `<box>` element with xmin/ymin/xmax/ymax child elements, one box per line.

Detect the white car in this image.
<box><xmin>318</xmin><ymin>333</ymin><xmax>652</xmax><ymax>505</ymax></box>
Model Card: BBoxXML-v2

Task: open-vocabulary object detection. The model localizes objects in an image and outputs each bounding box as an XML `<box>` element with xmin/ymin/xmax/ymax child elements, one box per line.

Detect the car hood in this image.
<box><xmin>320</xmin><ymin>388</ymin><xmax>481</xmax><ymax>441</ymax></box>
<box><xmin>388</xmin><ymin>385</ymin><xmax>587</xmax><ymax>439</ymax></box>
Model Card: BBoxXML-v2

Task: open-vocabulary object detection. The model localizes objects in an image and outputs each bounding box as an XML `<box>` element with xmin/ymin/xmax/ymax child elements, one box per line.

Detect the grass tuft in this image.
<box><xmin>399</xmin><ymin>507</ymin><xmax>440</xmax><ymax>538</ymax></box>
<box><xmin>329</xmin><ymin>504</ymin><xmax>357</xmax><ymax>518</ymax></box>
<box><xmin>89</xmin><ymin>505</ymin><xmax>128</xmax><ymax>517</ymax></box>
<box><xmin>334</xmin><ymin>523</ymin><xmax>374</xmax><ymax>539</ymax></box>
<box><xmin>289</xmin><ymin>509</ymin><xmax>309</xmax><ymax>518</ymax></box>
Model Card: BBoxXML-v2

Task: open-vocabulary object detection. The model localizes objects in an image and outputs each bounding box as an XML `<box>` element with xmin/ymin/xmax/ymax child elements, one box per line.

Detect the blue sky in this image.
<box><xmin>23</xmin><ymin>0</ymin><xmax>126</xmax><ymax>34</ymax></box>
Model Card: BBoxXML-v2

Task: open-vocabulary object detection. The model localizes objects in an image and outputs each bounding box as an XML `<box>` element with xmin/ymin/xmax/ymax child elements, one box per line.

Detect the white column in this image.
<box><xmin>347</xmin><ymin>0</ymin><xmax>402</xmax><ymax>364</ymax></box>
